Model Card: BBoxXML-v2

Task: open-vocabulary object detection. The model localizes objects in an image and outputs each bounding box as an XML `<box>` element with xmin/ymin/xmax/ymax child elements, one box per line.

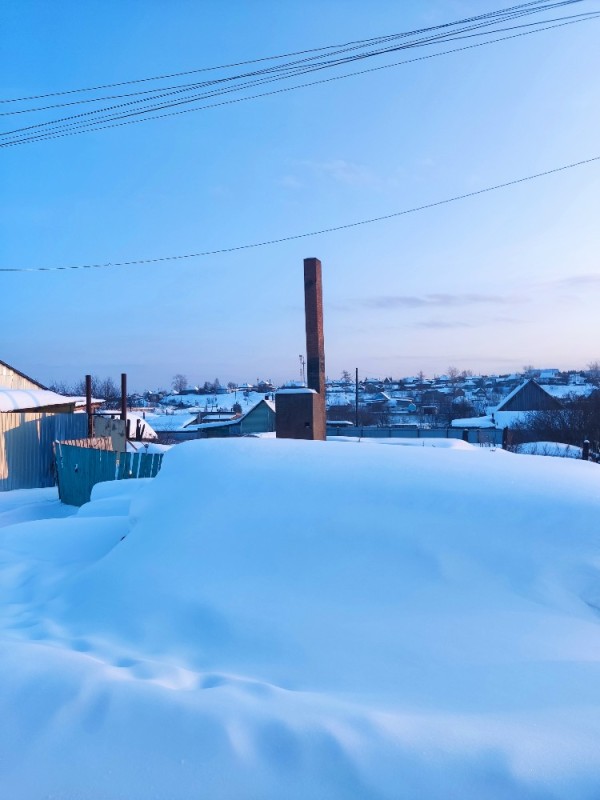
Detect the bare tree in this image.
<box><xmin>48</xmin><ymin>379</ymin><xmax>73</xmax><ymax>395</ymax></box>
<box><xmin>512</xmin><ymin>391</ymin><xmax>600</xmax><ymax>451</ymax></box>
<box><xmin>447</xmin><ymin>366</ymin><xmax>460</xmax><ymax>384</ymax></box>
<box><xmin>53</xmin><ymin>375</ymin><xmax>120</xmax><ymax>408</ymax></box>
<box><xmin>448</xmin><ymin>398</ymin><xmax>478</xmax><ymax>423</ymax></box>
<box><xmin>587</xmin><ymin>361</ymin><xmax>600</xmax><ymax>387</ymax></box>
<box><xmin>327</xmin><ymin>404</ymin><xmax>353</xmax><ymax>422</ymax></box>
<box><xmin>172</xmin><ymin>374</ymin><xmax>188</xmax><ymax>393</ymax></box>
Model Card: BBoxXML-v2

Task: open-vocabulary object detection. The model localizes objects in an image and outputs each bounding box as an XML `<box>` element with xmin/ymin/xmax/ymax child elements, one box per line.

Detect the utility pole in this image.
<box><xmin>121</xmin><ymin>373</ymin><xmax>128</xmax><ymax>439</ymax></box>
<box><xmin>85</xmin><ymin>374</ymin><xmax>93</xmax><ymax>438</ymax></box>
<box><xmin>355</xmin><ymin>368</ymin><xmax>359</xmax><ymax>427</ymax></box>
<box><xmin>299</xmin><ymin>354</ymin><xmax>306</xmax><ymax>385</ymax></box>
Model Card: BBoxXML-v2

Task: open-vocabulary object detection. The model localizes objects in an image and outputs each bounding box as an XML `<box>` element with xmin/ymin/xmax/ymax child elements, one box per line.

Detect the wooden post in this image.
<box><xmin>121</xmin><ymin>373</ymin><xmax>128</xmax><ymax>439</ymax></box>
<box><xmin>355</xmin><ymin>368</ymin><xmax>359</xmax><ymax>427</ymax></box>
<box><xmin>85</xmin><ymin>374</ymin><xmax>93</xmax><ymax>438</ymax></box>
<box><xmin>583</xmin><ymin>439</ymin><xmax>590</xmax><ymax>460</ymax></box>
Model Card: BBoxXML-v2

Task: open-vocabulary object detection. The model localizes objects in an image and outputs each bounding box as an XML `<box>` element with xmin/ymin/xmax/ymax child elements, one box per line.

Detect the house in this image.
<box><xmin>183</xmin><ymin>411</ymin><xmax>239</xmax><ymax>427</ymax></box>
<box><xmin>539</xmin><ymin>369</ymin><xmax>560</xmax><ymax>382</ymax></box>
<box><xmin>186</xmin><ymin>398</ymin><xmax>276</xmax><ymax>438</ymax></box>
<box><xmin>365</xmin><ymin>392</ymin><xmax>393</xmax><ymax>408</ymax></box>
<box><xmin>451</xmin><ymin>379</ymin><xmax>561</xmax><ymax>430</ymax></box>
<box><xmin>495</xmin><ymin>379</ymin><xmax>561</xmax><ymax>413</ymax></box>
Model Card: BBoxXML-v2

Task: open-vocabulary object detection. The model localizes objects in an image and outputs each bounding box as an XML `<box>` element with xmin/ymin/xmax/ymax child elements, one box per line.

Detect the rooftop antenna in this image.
<box><xmin>299</xmin><ymin>354</ymin><xmax>306</xmax><ymax>386</ymax></box>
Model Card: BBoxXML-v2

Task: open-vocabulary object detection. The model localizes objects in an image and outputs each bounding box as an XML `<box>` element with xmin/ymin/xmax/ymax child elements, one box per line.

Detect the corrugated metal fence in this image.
<box><xmin>0</xmin><ymin>412</ymin><xmax>88</xmax><ymax>491</ymax></box>
<box><xmin>54</xmin><ymin>442</ymin><xmax>163</xmax><ymax>506</ymax></box>
<box><xmin>326</xmin><ymin>425</ymin><xmax>504</xmax><ymax>445</ymax></box>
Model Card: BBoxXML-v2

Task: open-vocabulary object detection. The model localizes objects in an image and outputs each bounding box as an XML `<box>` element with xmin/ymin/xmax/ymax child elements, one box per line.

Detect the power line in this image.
<box><xmin>2</xmin><ymin>2</ymin><xmax>588</xmax><ymax>119</ymax></box>
<box><xmin>0</xmin><ymin>0</ymin><xmax>583</xmax><ymax>105</ymax></box>
<box><xmin>4</xmin><ymin>9</ymin><xmax>594</xmax><ymax>129</ymax></box>
<box><xmin>2</xmin><ymin>13</ymin><xmax>596</xmax><ymax>150</ymax></box>
<box><xmin>2</xmin><ymin>154</ymin><xmax>598</xmax><ymax>273</ymax></box>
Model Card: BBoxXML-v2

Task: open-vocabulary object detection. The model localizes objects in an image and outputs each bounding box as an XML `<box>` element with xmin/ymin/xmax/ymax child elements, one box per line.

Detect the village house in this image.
<box><xmin>184</xmin><ymin>398</ymin><xmax>276</xmax><ymax>439</ymax></box>
<box><xmin>452</xmin><ymin>379</ymin><xmax>562</xmax><ymax>430</ymax></box>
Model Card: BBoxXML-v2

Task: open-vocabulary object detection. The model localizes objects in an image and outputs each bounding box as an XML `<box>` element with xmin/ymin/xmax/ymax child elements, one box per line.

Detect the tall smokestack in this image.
<box><xmin>275</xmin><ymin>257</ymin><xmax>327</xmax><ymax>440</ymax></box>
<box><xmin>304</xmin><ymin>257</ymin><xmax>325</xmax><ymax>396</ymax></box>
<box><xmin>303</xmin><ymin>257</ymin><xmax>326</xmax><ymax>438</ymax></box>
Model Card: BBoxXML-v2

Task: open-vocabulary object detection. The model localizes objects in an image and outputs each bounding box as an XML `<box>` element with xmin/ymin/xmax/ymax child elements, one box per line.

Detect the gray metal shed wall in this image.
<box><xmin>0</xmin><ymin>412</ymin><xmax>88</xmax><ymax>491</ymax></box>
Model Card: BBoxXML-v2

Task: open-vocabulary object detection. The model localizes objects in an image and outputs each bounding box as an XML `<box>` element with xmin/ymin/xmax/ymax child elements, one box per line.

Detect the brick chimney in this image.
<box><xmin>275</xmin><ymin>257</ymin><xmax>326</xmax><ymax>440</ymax></box>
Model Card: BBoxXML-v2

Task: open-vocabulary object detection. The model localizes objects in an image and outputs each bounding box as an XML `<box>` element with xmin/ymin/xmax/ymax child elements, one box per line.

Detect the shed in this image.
<box><xmin>0</xmin><ymin>358</ymin><xmax>85</xmax><ymax>490</ymax></box>
<box><xmin>496</xmin><ymin>379</ymin><xmax>561</xmax><ymax>413</ymax></box>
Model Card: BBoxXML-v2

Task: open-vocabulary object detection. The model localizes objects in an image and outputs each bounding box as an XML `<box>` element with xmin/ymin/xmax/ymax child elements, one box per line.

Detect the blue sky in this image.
<box><xmin>1</xmin><ymin>0</ymin><xmax>599</xmax><ymax>390</ymax></box>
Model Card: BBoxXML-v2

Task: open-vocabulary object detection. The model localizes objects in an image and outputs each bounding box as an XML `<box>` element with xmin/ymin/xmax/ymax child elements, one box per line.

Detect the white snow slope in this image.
<box><xmin>1</xmin><ymin>439</ymin><xmax>600</xmax><ymax>799</ymax></box>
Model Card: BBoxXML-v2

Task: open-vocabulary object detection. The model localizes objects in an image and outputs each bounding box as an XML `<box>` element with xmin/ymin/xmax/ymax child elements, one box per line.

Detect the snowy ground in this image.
<box><xmin>516</xmin><ymin>441</ymin><xmax>583</xmax><ymax>459</ymax></box>
<box><xmin>1</xmin><ymin>439</ymin><xmax>600</xmax><ymax>798</ymax></box>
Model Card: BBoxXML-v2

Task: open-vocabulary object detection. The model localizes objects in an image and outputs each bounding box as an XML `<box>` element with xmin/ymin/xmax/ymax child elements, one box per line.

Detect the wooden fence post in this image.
<box><xmin>86</xmin><ymin>374</ymin><xmax>93</xmax><ymax>438</ymax></box>
<box><xmin>583</xmin><ymin>439</ymin><xmax>590</xmax><ymax>460</ymax></box>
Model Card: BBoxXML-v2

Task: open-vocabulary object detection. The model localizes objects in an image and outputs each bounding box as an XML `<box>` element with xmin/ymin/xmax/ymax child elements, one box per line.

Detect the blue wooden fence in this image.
<box><xmin>54</xmin><ymin>442</ymin><xmax>163</xmax><ymax>507</ymax></box>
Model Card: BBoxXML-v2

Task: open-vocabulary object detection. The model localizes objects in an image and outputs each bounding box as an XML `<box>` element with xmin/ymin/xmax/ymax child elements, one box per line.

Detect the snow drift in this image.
<box><xmin>1</xmin><ymin>438</ymin><xmax>600</xmax><ymax>798</ymax></box>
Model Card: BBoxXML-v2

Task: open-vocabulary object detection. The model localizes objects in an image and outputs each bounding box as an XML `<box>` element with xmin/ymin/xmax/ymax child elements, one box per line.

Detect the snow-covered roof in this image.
<box><xmin>0</xmin><ymin>389</ymin><xmax>75</xmax><ymax>412</ymax></box>
<box><xmin>276</xmin><ymin>388</ymin><xmax>317</xmax><ymax>395</ymax></box>
<box><xmin>186</xmin><ymin>398</ymin><xmax>275</xmax><ymax>431</ymax></box>
<box><xmin>451</xmin><ymin>415</ymin><xmax>496</xmax><ymax>429</ymax></box>
<box><xmin>452</xmin><ymin>410</ymin><xmax>536</xmax><ymax>429</ymax></box>
<box><xmin>70</xmin><ymin>396</ymin><xmax>105</xmax><ymax>408</ymax></box>
<box><xmin>540</xmin><ymin>383</ymin><xmax>593</xmax><ymax>399</ymax></box>
<box><xmin>539</xmin><ymin>369</ymin><xmax>559</xmax><ymax>378</ymax></box>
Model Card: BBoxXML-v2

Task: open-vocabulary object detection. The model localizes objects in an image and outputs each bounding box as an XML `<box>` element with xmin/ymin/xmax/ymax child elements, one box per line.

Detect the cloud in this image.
<box><xmin>362</xmin><ymin>293</ymin><xmax>527</xmax><ymax>309</ymax></box>
<box><xmin>491</xmin><ymin>316</ymin><xmax>527</xmax><ymax>324</ymax></box>
<box><xmin>298</xmin><ymin>159</ymin><xmax>379</xmax><ymax>187</ymax></box>
<box><xmin>550</xmin><ymin>273</ymin><xmax>600</xmax><ymax>288</ymax></box>
<box><xmin>414</xmin><ymin>320</ymin><xmax>473</xmax><ymax>329</ymax></box>
<box><xmin>278</xmin><ymin>175</ymin><xmax>304</xmax><ymax>190</ymax></box>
